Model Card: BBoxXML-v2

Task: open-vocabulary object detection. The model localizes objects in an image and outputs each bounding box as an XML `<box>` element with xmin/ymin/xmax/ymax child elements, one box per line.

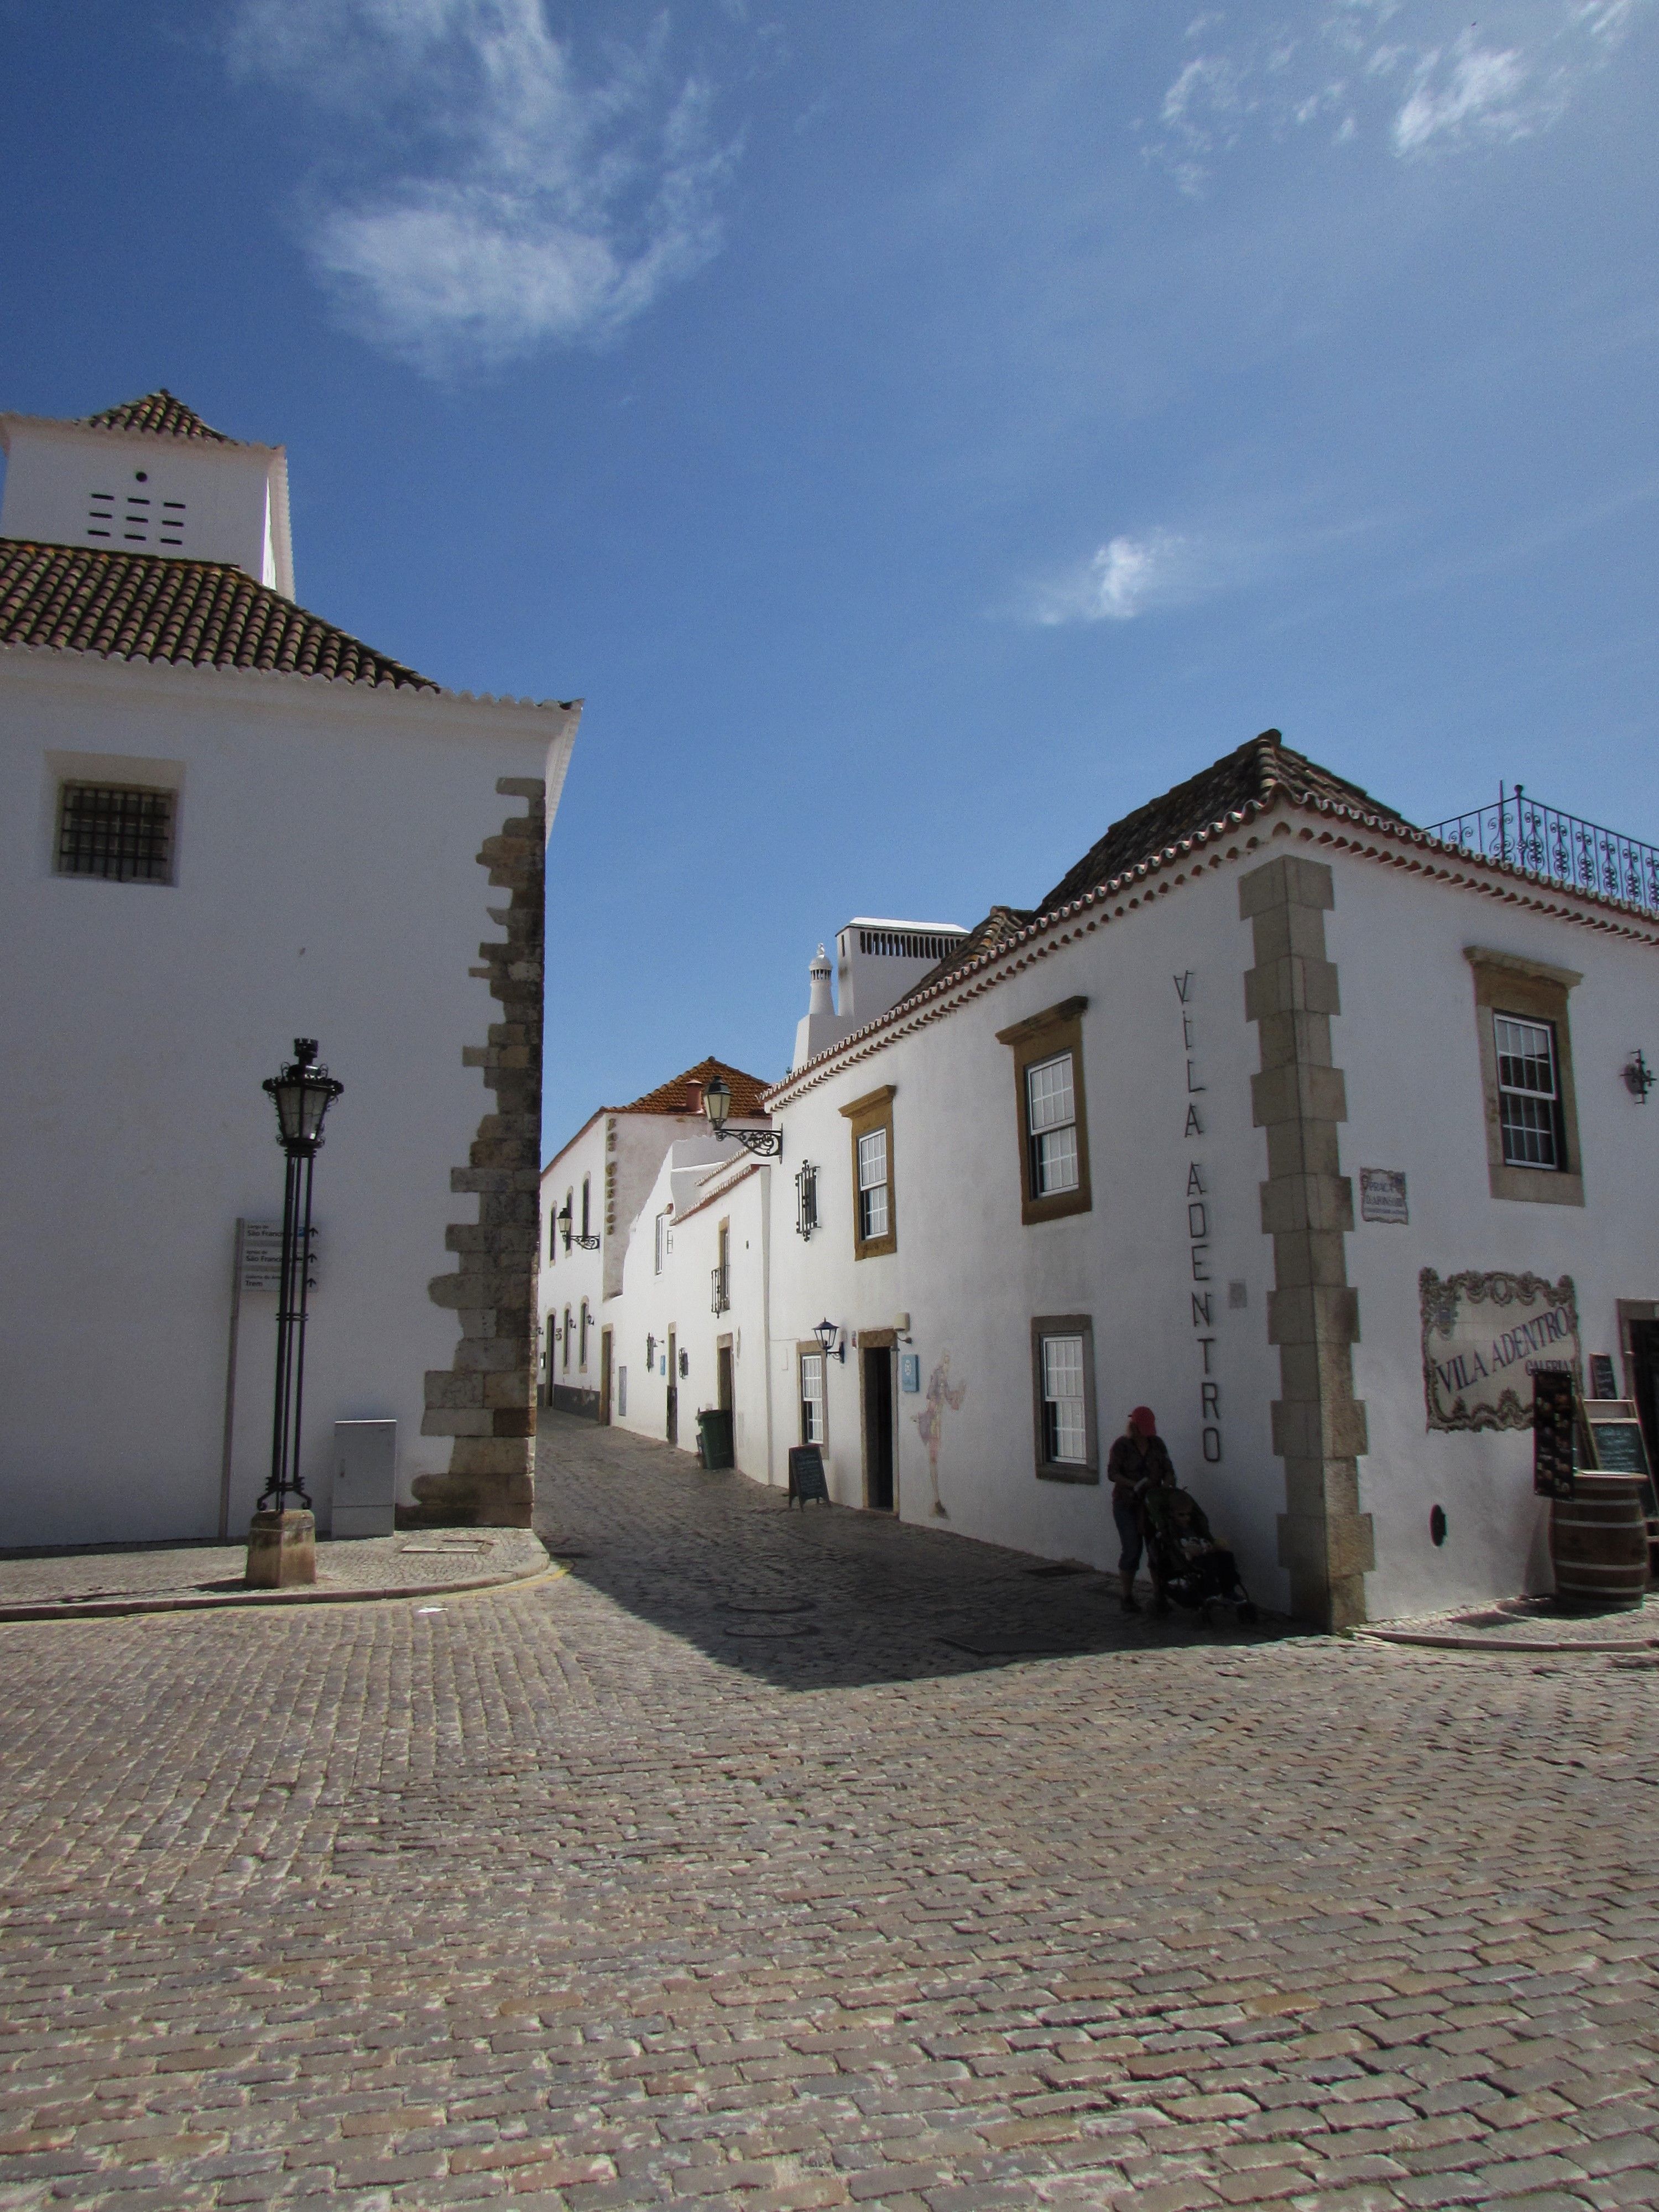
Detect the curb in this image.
<box><xmin>0</xmin><ymin>1557</ymin><xmax>562</xmax><ymax>1625</ymax></box>
<box><xmin>1360</xmin><ymin>1626</ymin><xmax>1659</xmax><ymax>1656</ymax></box>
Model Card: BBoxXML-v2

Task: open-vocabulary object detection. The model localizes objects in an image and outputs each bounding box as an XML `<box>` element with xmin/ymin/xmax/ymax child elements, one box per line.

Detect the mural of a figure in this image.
<box><xmin>913</xmin><ymin>1352</ymin><xmax>967</xmax><ymax>1517</ymax></box>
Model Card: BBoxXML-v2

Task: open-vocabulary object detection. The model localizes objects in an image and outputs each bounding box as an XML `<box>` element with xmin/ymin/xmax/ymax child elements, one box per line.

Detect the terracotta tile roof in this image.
<box><xmin>77</xmin><ymin>389</ymin><xmax>236</xmax><ymax>443</ymax></box>
<box><xmin>902</xmin><ymin>904</ymin><xmax>1037</xmax><ymax>1000</ymax></box>
<box><xmin>620</xmin><ymin>1056</ymin><xmax>771</xmax><ymax>1117</ymax></box>
<box><xmin>1039</xmin><ymin>729</ymin><xmax>1404</xmax><ymax>915</ymax></box>
<box><xmin>0</xmin><ymin>539</ymin><xmax>438</xmax><ymax>691</ymax></box>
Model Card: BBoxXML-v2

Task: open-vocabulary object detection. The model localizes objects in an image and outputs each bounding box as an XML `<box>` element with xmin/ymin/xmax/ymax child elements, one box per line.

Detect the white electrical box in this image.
<box><xmin>332</xmin><ymin>1420</ymin><xmax>397</xmax><ymax>1538</ymax></box>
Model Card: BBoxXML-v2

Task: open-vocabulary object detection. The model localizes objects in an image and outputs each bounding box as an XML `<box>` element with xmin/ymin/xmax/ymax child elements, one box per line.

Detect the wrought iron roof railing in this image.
<box><xmin>1422</xmin><ymin>784</ymin><xmax>1659</xmax><ymax>917</ymax></box>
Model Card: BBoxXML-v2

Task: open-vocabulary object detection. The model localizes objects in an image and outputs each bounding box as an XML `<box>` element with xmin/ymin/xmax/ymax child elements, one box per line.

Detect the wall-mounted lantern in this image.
<box><xmin>813</xmin><ymin>1316</ymin><xmax>847</xmax><ymax>1365</ymax></box>
<box><xmin>703</xmin><ymin>1074</ymin><xmax>782</xmax><ymax>1157</ymax></box>
<box><xmin>1623</xmin><ymin>1050</ymin><xmax>1655</xmax><ymax>1103</ymax></box>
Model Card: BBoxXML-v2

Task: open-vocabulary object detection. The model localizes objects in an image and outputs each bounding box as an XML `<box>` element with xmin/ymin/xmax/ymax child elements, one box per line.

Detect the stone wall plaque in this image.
<box><xmin>1420</xmin><ymin>1268</ymin><xmax>1580</xmax><ymax>1432</ymax></box>
<box><xmin>1359</xmin><ymin>1168</ymin><xmax>1408</xmax><ymax>1224</ymax></box>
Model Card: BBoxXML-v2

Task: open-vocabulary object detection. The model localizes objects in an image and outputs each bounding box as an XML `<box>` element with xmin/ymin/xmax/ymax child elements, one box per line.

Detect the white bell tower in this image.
<box><xmin>0</xmin><ymin>389</ymin><xmax>295</xmax><ymax>597</ymax></box>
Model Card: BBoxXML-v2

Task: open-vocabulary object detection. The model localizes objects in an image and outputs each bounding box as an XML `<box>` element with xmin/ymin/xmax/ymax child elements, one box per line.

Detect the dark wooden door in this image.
<box><xmin>666</xmin><ymin>1329</ymin><xmax>678</xmax><ymax>1446</ymax></box>
<box><xmin>863</xmin><ymin>1345</ymin><xmax>894</xmax><ymax>1511</ymax></box>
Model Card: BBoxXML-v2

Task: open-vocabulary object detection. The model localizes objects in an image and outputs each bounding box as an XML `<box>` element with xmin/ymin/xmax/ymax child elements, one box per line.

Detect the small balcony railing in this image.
<box><xmin>1422</xmin><ymin>784</ymin><xmax>1659</xmax><ymax>917</ymax></box>
<box><xmin>711</xmin><ymin>1264</ymin><xmax>729</xmax><ymax>1316</ymax></box>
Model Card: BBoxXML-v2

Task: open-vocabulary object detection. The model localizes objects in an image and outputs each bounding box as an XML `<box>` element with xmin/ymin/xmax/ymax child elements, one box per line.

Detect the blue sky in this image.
<box><xmin>1</xmin><ymin>1</ymin><xmax>1655</xmax><ymax>1144</ymax></box>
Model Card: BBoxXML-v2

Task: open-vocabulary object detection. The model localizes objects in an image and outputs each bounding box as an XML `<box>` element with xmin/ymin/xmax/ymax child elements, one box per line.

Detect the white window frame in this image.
<box><xmin>800</xmin><ymin>1349</ymin><xmax>826</xmax><ymax>1446</ymax></box>
<box><xmin>1030</xmin><ymin>1314</ymin><xmax>1099</xmax><ymax>1483</ymax></box>
<box><xmin>858</xmin><ymin>1126</ymin><xmax>889</xmax><ymax>1243</ymax></box>
<box><xmin>1026</xmin><ymin>1051</ymin><xmax>1079</xmax><ymax>1198</ymax></box>
<box><xmin>1494</xmin><ymin>1014</ymin><xmax>1563</xmax><ymax>1171</ymax></box>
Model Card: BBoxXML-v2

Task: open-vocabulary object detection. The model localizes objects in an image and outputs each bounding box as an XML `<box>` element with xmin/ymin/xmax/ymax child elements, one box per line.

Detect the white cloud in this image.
<box><xmin>227</xmin><ymin>0</ymin><xmax>735</xmax><ymax>373</ymax></box>
<box><xmin>1392</xmin><ymin>38</ymin><xmax>1533</xmax><ymax>153</ymax></box>
<box><xmin>1024</xmin><ymin>530</ymin><xmax>1213</xmax><ymax>625</ymax></box>
<box><xmin>1145</xmin><ymin>0</ymin><xmax>1651</xmax><ymax>189</ymax></box>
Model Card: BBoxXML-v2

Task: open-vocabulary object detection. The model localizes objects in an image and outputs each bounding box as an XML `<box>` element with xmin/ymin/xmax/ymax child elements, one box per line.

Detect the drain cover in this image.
<box><xmin>724</xmin><ymin>1621</ymin><xmax>817</xmax><ymax>1639</ymax></box>
<box><xmin>717</xmin><ymin>1599</ymin><xmax>815</xmax><ymax>1616</ymax></box>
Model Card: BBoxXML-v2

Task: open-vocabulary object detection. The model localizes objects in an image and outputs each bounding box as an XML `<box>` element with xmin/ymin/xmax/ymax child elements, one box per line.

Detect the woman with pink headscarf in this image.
<box><xmin>1106</xmin><ymin>1405</ymin><xmax>1176</xmax><ymax>1614</ymax></box>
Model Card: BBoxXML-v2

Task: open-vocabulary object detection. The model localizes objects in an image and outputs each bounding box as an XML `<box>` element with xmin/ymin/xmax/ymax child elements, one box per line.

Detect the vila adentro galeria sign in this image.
<box><xmin>1419</xmin><ymin>1268</ymin><xmax>1580</xmax><ymax>1432</ymax></box>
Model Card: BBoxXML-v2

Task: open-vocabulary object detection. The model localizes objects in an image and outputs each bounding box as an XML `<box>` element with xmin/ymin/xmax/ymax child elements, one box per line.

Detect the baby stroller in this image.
<box><xmin>1144</xmin><ymin>1486</ymin><xmax>1258</xmax><ymax>1625</ymax></box>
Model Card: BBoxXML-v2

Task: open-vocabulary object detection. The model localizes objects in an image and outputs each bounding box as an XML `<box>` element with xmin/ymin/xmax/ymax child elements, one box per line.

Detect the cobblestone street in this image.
<box><xmin>1</xmin><ymin>1413</ymin><xmax>1656</xmax><ymax>2212</ymax></box>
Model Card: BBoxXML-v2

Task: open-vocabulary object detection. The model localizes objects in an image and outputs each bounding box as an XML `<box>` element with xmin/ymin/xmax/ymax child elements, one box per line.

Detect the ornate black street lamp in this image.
<box><xmin>702</xmin><ymin>1073</ymin><xmax>782</xmax><ymax>1157</ymax></box>
<box><xmin>259</xmin><ymin>1039</ymin><xmax>343</xmax><ymax>1517</ymax></box>
<box><xmin>813</xmin><ymin>1317</ymin><xmax>846</xmax><ymax>1365</ymax></box>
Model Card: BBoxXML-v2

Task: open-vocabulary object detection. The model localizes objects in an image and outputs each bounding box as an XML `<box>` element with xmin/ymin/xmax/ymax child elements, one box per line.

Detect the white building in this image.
<box><xmin>0</xmin><ymin>389</ymin><xmax>580</xmax><ymax>1546</ymax></box>
<box><xmin>558</xmin><ymin>732</ymin><xmax>1659</xmax><ymax>1629</ymax></box>
<box><xmin>536</xmin><ymin>1056</ymin><xmax>771</xmax><ymax>1420</ymax></box>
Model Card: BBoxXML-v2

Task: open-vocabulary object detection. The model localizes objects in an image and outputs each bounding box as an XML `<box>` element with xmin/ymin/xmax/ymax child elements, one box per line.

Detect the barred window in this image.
<box><xmin>1026</xmin><ymin>1052</ymin><xmax>1079</xmax><ymax>1196</ymax></box>
<box><xmin>857</xmin><ymin>1126</ymin><xmax>889</xmax><ymax>1241</ymax></box>
<box><xmin>56</xmin><ymin>783</ymin><xmax>174</xmax><ymax>883</ymax></box>
<box><xmin>1495</xmin><ymin>1014</ymin><xmax>1562</xmax><ymax>1170</ymax></box>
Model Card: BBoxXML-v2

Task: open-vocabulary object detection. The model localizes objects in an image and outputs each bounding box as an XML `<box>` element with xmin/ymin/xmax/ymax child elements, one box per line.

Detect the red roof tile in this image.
<box><xmin>1038</xmin><ymin>729</ymin><xmax>1402</xmax><ymax>915</ymax></box>
<box><xmin>78</xmin><ymin>389</ymin><xmax>237</xmax><ymax>443</ymax></box>
<box><xmin>620</xmin><ymin>1057</ymin><xmax>771</xmax><ymax>1117</ymax></box>
<box><xmin>0</xmin><ymin>539</ymin><xmax>437</xmax><ymax>690</ymax></box>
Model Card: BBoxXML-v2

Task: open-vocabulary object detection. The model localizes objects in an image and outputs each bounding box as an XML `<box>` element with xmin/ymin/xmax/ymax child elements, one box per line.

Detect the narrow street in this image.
<box><xmin>0</xmin><ymin>1414</ymin><xmax>1654</xmax><ymax>2210</ymax></box>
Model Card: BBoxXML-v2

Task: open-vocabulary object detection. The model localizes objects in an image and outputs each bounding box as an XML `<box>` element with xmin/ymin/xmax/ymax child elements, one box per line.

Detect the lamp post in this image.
<box><xmin>246</xmin><ymin>1039</ymin><xmax>343</xmax><ymax>1590</ymax></box>
<box><xmin>702</xmin><ymin>1074</ymin><xmax>782</xmax><ymax>1157</ymax></box>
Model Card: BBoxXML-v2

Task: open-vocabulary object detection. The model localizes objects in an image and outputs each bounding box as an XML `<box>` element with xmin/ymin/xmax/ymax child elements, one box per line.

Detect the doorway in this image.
<box><xmin>863</xmin><ymin>1343</ymin><xmax>895</xmax><ymax>1511</ymax></box>
<box><xmin>717</xmin><ymin>1338</ymin><xmax>734</xmax><ymax>1416</ymax></box>
<box><xmin>598</xmin><ymin>1328</ymin><xmax>612</xmax><ymax>1426</ymax></box>
<box><xmin>666</xmin><ymin>1328</ymin><xmax>678</xmax><ymax>1446</ymax></box>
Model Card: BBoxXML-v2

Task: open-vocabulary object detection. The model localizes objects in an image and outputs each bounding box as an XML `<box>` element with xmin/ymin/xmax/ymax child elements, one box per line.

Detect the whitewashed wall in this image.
<box><xmin>0</xmin><ymin>646</ymin><xmax>573</xmax><ymax>1546</ymax></box>
<box><xmin>763</xmin><ymin>824</ymin><xmax>1659</xmax><ymax>1624</ymax></box>
<box><xmin>1330</xmin><ymin>852</ymin><xmax>1659</xmax><ymax>1619</ymax></box>
<box><xmin>609</xmin><ymin>1145</ymin><xmax>772</xmax><ymax>1480</ymax></box>
<box><xmin>538</xmin><ymin>1116</ymin><xmax>610</xmax><ymax>1411</ymax></box>
<box><xmin>766</xmin><ymin>857</ymin><xmax>1287</xmax><ymax>1606</ymax></box>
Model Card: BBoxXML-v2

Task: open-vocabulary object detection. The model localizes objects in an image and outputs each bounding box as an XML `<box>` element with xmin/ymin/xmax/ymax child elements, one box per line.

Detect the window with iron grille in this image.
<box><xmin>795</xmin><ymin>1161</ymin><xmax>819</xmax><ymax>1240</ymax></box>
<box><xmin>1026</xmin><ymin>1052</ymin><xmax>1079</xmax><ymax>1196</ymax></box>
<box><xmin>1495</xmin><ymin>1014</ymin><xmax>1563</xmax><ymax>1169</ymax></box>
<box><xmin>56</xmin><ymin>783</ymin><xmax>174</xmax><ymax>883</ymax></box>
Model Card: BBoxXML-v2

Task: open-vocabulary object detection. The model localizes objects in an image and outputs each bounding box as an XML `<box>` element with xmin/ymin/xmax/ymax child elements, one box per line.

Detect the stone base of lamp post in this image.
<box><xmin>246</xmin><ymin>1509</ymin><xmax>317</xmax><ymax>1589</ymax></box>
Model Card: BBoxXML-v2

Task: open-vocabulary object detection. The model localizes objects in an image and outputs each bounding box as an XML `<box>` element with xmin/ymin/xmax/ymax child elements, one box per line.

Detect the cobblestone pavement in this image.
<box><xmin>0</xmin><ymin>1531</ymin><xmax>549</xmax><ymax>1611</ymax></box>
<box><xmin>0</xmin><ymin>1413</ymin><xmax>1656</xmax><ymax>2212</ymax></box>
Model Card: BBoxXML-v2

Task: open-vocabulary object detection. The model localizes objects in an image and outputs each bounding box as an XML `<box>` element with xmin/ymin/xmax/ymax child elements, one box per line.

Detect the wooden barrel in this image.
<box><xmin>1550</xmin><ymin>1475</ymin><xmax>1651</xmax><ymax>1610</ymax></box>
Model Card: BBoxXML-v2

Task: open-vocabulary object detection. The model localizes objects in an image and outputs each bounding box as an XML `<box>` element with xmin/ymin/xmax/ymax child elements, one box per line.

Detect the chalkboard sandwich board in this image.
<box><xmin>787</xmin><ymin>1445</ymin><xmax>831</xmax><ymax>1507</ymax></box>
<box><xmin>1583</xmin><ymin>1398</ymin><xmax>1658</xmax><ymax>1523</ymax></box>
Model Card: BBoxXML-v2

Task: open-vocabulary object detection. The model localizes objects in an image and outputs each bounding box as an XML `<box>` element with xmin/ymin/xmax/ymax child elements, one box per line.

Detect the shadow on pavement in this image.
<box><xmin>532</xmin><ymin>1410</ymin><xmax>1294</xmax><ymax>1691</ymax></box>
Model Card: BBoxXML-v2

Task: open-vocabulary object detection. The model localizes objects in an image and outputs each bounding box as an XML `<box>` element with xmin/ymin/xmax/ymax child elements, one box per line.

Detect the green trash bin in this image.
<box><xmin>697</xmin><ymin>1407</ymin><xmax>734</xmax><ymax>1469</ymax></box>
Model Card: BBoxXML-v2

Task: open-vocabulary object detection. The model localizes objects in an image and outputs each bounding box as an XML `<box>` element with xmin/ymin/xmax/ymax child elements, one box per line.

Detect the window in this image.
<box><xmin>548</xmin><ymin>1206</ymin><xmax>559</xmax><ymax>1263</ymax></box>
<box><xmin>858</xmin><ymin>1129</ymin><xmax>888</xmax><ymax>1240</ymax></box>
<box><xmin>997</xmin><ymin>997</ymin><xmax>1092</xmax><ymax>1225</ymax></box>
<box><xmin>562</xmin><ymin>1307</ymin><xmax>572</xmax><ymax>1373</ymax></box>
<box><xmin>800</xmin><ymin>1350</ymin><xmax>826</xmax><ymax>1445</ymax></box>
<box><xmin>654</xmin><ymin>1213</ymin><xmax>667</xmax><ymax>1274</ymax></box>
<box><xmin>581</xmin><ymin>1176</ymin><xmax>592</xmax><ymax>1243</ymax></box>
<box><xmin>1026</xmin><ymin>1053</ymin><xmax>1079</xmax><ymax>1196</ymax></box>
<box><xmin>1030</xmin><ymin>1316</ymin><xmax>1099</xmax><ymax>1482</ymax></box>
<box><xmin>1465</xmin><ymin>948</ymin><xmax>1584</xmax><ymax>1207</ymax></box>
<box><xmin>579</xmin><ymin>1301</ymin><xmax>589</xmax><ymax>1370</ymax></box>
<box><xmin>841</xmin><ymin>1084</ymin><xmax>897</xmax><ymax>1258</ymax></box>
<box><xmin>56</xmin><ymin>782</ymin><xmax>174</xmax><ymax>884</ymax></box>
<box><xmin>796</xmin><ymin>1161</ymin><xmax>819</xmax><ymax>1240</ymax></box>
<box><xmin>1495</xmin><ymin>1016</ymin><xmax>1563</xmax><ymax>1169</ymax></box>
